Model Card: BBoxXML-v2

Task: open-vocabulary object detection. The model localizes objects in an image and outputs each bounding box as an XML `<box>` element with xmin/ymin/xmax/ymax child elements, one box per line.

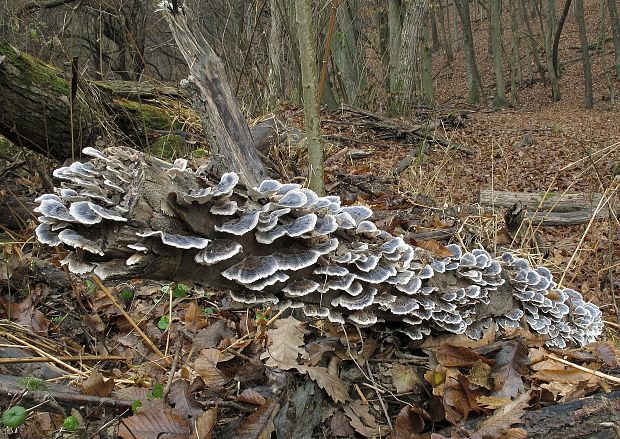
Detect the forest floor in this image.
<box><xmin>1</xmin><ymin>2</ymin><xmax>620</xmax><ymax>439</ymax></box>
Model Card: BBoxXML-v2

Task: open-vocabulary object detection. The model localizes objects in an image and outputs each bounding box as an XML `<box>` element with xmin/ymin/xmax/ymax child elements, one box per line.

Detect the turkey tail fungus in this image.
<box><xmin>35</xmin><ymin>147</ymin><xmax>603</xmax><ymax>348</ymax></box>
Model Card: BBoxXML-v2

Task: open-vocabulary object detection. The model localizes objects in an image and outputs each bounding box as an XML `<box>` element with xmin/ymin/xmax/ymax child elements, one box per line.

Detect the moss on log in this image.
<box><xmin>0</xmin><ymin>43</ymin><xmax>200</xmax><ymax>159</ymax></box>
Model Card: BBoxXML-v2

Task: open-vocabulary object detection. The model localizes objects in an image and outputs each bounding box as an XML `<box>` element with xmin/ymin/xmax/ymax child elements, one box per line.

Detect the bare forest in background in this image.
<box><xmin>3</xmin><ymin>0</ymin><xmax>619</xmax><ymax>114</ymax></box>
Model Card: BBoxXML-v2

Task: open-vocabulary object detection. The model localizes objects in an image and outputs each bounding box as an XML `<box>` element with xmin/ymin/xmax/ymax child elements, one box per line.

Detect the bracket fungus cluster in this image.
<box><xmin>35</xmin><ymin>147</ymin><xmax>603</xmax><ymax>348</ymax></box>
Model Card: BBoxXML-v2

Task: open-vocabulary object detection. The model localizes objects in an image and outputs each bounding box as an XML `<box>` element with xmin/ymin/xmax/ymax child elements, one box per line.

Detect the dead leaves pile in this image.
<box><xmin>2</xmin><ymin>264</ymin><xmax>620</xmax><ymax>438</ymax></box>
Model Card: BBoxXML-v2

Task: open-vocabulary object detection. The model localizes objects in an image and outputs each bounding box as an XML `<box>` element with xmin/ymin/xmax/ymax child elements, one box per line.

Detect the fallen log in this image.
<box><xmin>478</xmin><ymin>189</ymin><xmax>616</xmax><ymax>225</ymax></box>
<box><xmin>0</xmin><ymin>44</ymin><xmax>291</xmax><ymax>167</ymax></box>
<box><xmin>436</xmin><ymin>390</ymin><xmax>620</xmax><ymax>439</ymax></box>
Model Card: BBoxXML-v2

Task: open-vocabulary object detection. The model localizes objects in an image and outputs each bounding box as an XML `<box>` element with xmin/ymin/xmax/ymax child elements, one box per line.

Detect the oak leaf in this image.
<box><xmin>260</xmin><ymin>316</ymin><xmax>307</xmax><ymax>368</ymax></box>
<box><xmin>491</xmin><ymin>341</ymin><xmax>529</xmax><ymax>398</ymax></box>
<box><xmin>474</xmin><ymin>391</ymin><xmax>529</xmax><ymax>438</ymax></box>
<box><xmin>392</xmin><ymin>363</ymin><xmax>419</xmax><ymax>393</ymax></box>
<box><xmin>294</xmin><ymin>365</ymin><xmax>349</xmax><ymax>403</ymax></box>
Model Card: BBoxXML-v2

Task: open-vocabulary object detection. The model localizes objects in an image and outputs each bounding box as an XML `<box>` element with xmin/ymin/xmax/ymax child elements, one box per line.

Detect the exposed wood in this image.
<box><xmin>437</xmin><ymin>390</ymin><xmax>620</xmax><ymax>439</ymax></box>
<box><xmin>163</xmin><ymin>8</ymin><xmax>267</xmax><ymax>187</ymax></box>
<box><xmin>478</xmin><ymin>189</ymin><xmax>609</xmax><ymax>213</ymax></box>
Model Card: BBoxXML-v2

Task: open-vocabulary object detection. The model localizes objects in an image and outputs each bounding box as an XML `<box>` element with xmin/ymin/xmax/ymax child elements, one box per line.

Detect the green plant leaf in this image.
<box><xmin>157</xmin><ymin>316</ymin><xmax>170</xmax><ymax>331</ymax></box>
<box><xmin>131</xmin><ymin>400</ymin><xmax>142</xmax><ymax>415</ymax></box>
<box><xmin>120</xmin><ymin>290</ymin><xmax>134</xmax><ymax>300</ymax></box>
<box><xmin>63</xmin><ymin>415</ymin><xmax>79</xmax><ymax>431</ymax></box>
<box><xmin>2</xmin><ymin>405</ymin><xmax>27</xmax><ymax>428</ymax></box>
<box><xmin>148</xmin><ymin>383</ymin><xmax>164</xmax><ymax>399</ymax></box>
<box><xmin>172</xmin><ymin>283</ymin><xmax>190</xmax><ymax>298</ymax></box>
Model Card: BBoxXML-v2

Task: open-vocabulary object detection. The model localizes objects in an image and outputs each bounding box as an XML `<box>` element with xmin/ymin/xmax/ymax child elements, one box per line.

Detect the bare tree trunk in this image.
<box><xmin>421</xmin><ymin>16</ymin><xmax>435</xmax><ymax>106</ymax></box>
<box><xmin>509</xmin><ymin>0</ymin><xmax>522</xmax><ymax>104</ymax></box>
<box><xmin>267</xmin><ymin>0</ymin><xmax>283</xmax><ymax>110</ymax></box>
<box><xmin>391</xmin><ymin>0</ymin><xmax>429</xmax><ymax>115</ymax></box>
<box><xmin>490</xmin><ymin>0</ymin><xmax>509</xmax><ymax>108</ymax></box>
<box><xmin>552</xmin><ymin>0</ymin><xmax>573</xmax><ymax>78</ymax></box>
<box><xmin>598</xmin><ymin>0</ymin><xmax>616</xmax><ymax>102</ymax></box>
<box><xmin>163</xmin><ymin>8</ymin><xmax>267</xmax><ymax>187</ymax></box>
<box><xmin>388</xmin><ymin>0</ymin><xmax>403</xmax><ymax>104</ymax></box>
<box><xmin>519</xmin><ymin>0</ymin><xmax>547</xmax><ymax>86</ymax></box>
<box><xmin>295</xmin><ymin>0</ymin><xmax>324</xmax><ymax>195</ymax></box>
<box><xmin>542</xmin><ymin>0</ymin><xmax>561</xmax><ymax>100</ymax></box>
<box><xmin>437</xmin><ymin>0</ymin><xmax>454</xmax><ymax>63</ymax></box>
<box><xmin>455</xmin><ymin>0</ymin><xmax>485</xmax><ymax>105</ymax></box>
<box><xmin>332</xmin><ymin>0</ymin><xmax>365</xmax><ymax>106</ymax></box>
<box><xmin>608</xmin><ymin>0</ymin><xmax>620</xmax><ymax>80</ymax></box>
<box><xmin>574</xmin><ymin>0</ymin><xmax>594</xmax><ymax>108</ymax></box>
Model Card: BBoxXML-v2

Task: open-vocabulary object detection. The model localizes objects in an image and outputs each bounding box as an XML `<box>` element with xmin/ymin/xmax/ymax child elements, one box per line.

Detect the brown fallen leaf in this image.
<box><xmin>184</xmin><ymin>300</ymin><xmax>208</xmax><ymax>332</ymax></box>
<box><xmin>192</xmin><ymin>408</ymin><xmax>217</xmax><ymax>439</ymax></box>
<box><xmin>81</xmin><ymin>368</ymin><xmax>114</xmax><ymax>397</ymax></box>
<box><xmin>476</xmin><ymin>395</ymin><xmax>512</xmax><ymax>409</ymax></box>
<box><xmin>330</xmin><ymin>410</ymin><xmax>356</xmax><ymax>437</ymax></box>
<box><xmin>491</xmin><ymin>340</ymin><xmax>529</xmax><ymax>398</ymax></box>
<box><xmin>473</xmin><ymin>391</ymin><xmax>530</xmax><ymax>438</ymax></box>
<box><xmin>165</xmin><ymin>379</ymin><xmax>204</xmax><ymax>418</ymax></box>
<box><xmin>294</xmin><ymin>365</ymin><xmax>350</xmax><ymax>403</ymax></box>
<box><xmin>421</xmin><ymin>325</ymin><xmax>496</xmax><ymax>349</ymax></box>
<box><xmin>388</xmin><ymin>405</ymin><xmax>431</xmax><ymax>438</ymax></box>
<box><xmin>413</xmin><ymin>239</ymin><xmax>454</xmax><ymax>259</ymax></box>
<box><xmin>586</xmin><ymin>341</ymin><xmax>618</xmax><ymax>366</ymax></box>
<box><xmin>260</xmin><ymin>316</ymin><xmax>307</xmax><ymax>368</ymax></box>
<box><xmin>117</xmin><ymin>406</ymin><xmax>191</xmax><ymax>439</ymax></box>
<box><xmin>343</xmin><ymin>400</ymin><xmax>380</xmax><ymax>438</ymax></box>
<box><xmin>237</xmin><ymin>388</ymin><xmax>267</xmax><ymax>406</ymax></box>
<box><xmin>232</xmin><ymin>400</ymin><xmax>279</xmax><ymax>439</ymax></box>
<box><xmin>468</xmin><ymin>360</ymin><xmax>493</xmax><ymax>390</ymax></box>
<box><xmin>392</xmin><ymin>363</ymin><xmax>419</xmax><ymax>393</ymax></box>
<box><xmin>437</xmin><ymin>344</ymin><xmax>489</xmax><ymax>367</ymax></box>
<box><xmin>532</xmin><ymin>368</ymin><xmax>598</xmax><ymax>384</ymax></box>
<box><xmin>194</xmin><ymin>348</ymin><xmax>229</xmax><ymax>388</ymax></box>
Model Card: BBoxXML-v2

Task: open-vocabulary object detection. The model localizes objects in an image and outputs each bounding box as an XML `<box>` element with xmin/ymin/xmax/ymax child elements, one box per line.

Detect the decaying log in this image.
<box><xmin>0</xmin><ymin>44</ymin><xmax>294</xmax><ymax>167</ymax></box>
<box><xmin>437</xmin><ymin>390</ymin><xmax>620</xmax><ymax>439</ymax></box>
<box><xmin>33</xmin><ymin>147</ymin><xmax>603</xmax><ymax>348</ymax></box>
<box><xmin>0</xmin><ymin>42</ymin><xmax>200</xmax><ymax>159</ymax></box>
<box><xmin>478</xmin><ymin>189</ymin><xmax>616</xmax><ymax>225</ymax></box>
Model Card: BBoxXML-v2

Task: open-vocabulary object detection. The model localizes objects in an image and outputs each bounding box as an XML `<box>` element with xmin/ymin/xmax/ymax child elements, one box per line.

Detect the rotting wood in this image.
<box><xmin>479</xmin><ymin>189</ymin><xmax>609</xmax><ymax>213</ymax></box>
<box><xmin>436</xmin><ymin>390</ymin><xmax>620</xmax><ymax>439</ymax></box>
<box><xmin>479</xmin><ymin>189</ymin><xmax>616</xmax><ymax>225</ymax></box>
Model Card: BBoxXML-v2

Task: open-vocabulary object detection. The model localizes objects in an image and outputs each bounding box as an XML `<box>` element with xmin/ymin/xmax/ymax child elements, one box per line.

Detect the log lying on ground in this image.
<box><xmin>478</xmin><ymin>189</ymin><xmax>616</xmax><ymax>226</ymax></box>
<box><xmin>437</xmin><ymin>390</ymin><xmax>620</xmax><ymax>439</ymax></box>
<box><xmin>33</xmin><ymin>147</ymin><xmax>603</xmax><ymax>348</ymax></box>
<box><xmin>0</xmin><ymin>43</ymin><xmax>292</xmax><ymax>163</ymax></box>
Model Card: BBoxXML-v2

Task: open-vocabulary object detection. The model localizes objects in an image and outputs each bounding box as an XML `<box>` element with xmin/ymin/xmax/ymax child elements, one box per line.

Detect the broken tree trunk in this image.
<box><xmin>478</xmin><ymin>189</ymin><xmax>616</xmax><ymax>225</ymax></box>
<box><xmin>162</xmin><ymin>7</ymin><xmax>267</xmax><ymax>187</ymax></box>
<box><xmin>0</xmin><ymin>42</ymin><xmax>201</xmax><ymax>159</ymax></box>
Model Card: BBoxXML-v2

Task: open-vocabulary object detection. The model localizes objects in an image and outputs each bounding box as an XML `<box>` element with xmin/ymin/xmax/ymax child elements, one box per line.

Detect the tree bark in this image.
<box><xmin>478</xmin><ymin>189</ymin><xmax>616</xmax><ymax>225</ymax></box>
<box><xmin>455</xmin><ymin>0</ymin><xmax>485</xmax><ymax>105</ymax></box>
<box><xmin>391</xmin><ymin>0</ymin><xmax>430</xmax><ymax>115</ymax></box>
<box><xmin>162</xmin><ymin>8</ymin><xmax>267</xmax><ymax>187</ymax></box>
<box><xmin>543</xmin><ymin>0</ymin><xmax>561</xmax><ymax>101</ymax></box>
<box><xmin>607</xmin><ymin>0</ymin><xmax>620</xmax><ymax>80</ymax></box>
<box><xmin>575</xmin><ymin>0</ymin><xmax>594</xmax><ymax>108</ymax></box>
<box><xmin>490</xmin><ymin>0</ymin><xmax>509</xmax><ymax>108</ymax></box>
<box><xmin>552</xmin><ymin>0</ymin><xmax>573</xmax><ymax>79</ymax></box>
<box><xmin>295</xmin><ymin>0</ymin><xmax>325</xmax><ymax>195</ymax></box>
<box><xmin>437</xmin><ymin>390</ymin><xmax>620</xmax><ymax>439</ymax></box>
